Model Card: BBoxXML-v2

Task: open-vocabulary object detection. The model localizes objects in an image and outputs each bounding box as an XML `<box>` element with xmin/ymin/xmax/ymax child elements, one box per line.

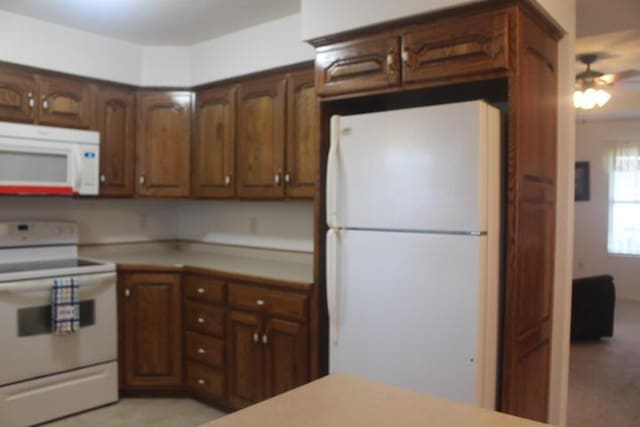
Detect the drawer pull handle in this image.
<box><xmin>198</xmin><ymin>379</ymin><xmax>206</xmax><ymax>385</ymax></box>
<box><xmin>256</xmin><ymin>299</ymin><xmax>265</xmax><ymax>306</ymax></box>
<box><xmin>198</xmin><ymin>348</ymin><xmax>206</xmax><ymax>354</ymax></box>
<box><xmin>253</xmin><ymin>331</ymin><xmax>259</xmax><ymax>343</ymax></box>
<box><xmin>197</xmin><ymin>287</ymin><xmax>205</xmax><ymax>294</ymax></box>
<box><xmin>197</xmin><ymin>317</ymin><xmax>205</xmax><ymax>324</ymax></box>
<box><xmin>262</xmin><ymin>333</ymin><xmax>269</xmax><ymax>345</ymax></box>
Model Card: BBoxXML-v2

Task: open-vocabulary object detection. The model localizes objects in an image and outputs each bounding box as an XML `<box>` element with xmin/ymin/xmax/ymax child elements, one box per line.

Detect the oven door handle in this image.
<box><xmin>0</xmin><ymin>273</ymin><xmax>115</xmax><ymax>293</ymax></box>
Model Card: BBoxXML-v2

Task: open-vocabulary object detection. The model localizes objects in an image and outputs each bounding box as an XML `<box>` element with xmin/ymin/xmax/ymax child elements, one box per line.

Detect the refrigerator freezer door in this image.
<box><xmin>328</xmin><ymin>101</ymin><xmax>500</xmax><ymax>232</ymax></box>
<box><xmin>328</xmin><ymin>229</ymin><xmax>496</xmax><ymax>407</ymax></box>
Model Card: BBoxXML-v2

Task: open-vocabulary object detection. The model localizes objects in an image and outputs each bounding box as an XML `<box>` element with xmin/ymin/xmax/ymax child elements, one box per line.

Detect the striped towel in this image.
<box><xmin>51</xmin><ymin>278</ymin><xmax>80</xmax><ymax>335</ymax></box>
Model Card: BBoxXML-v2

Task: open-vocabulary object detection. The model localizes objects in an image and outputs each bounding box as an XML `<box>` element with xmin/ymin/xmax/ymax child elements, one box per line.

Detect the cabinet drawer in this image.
<box><xmin>185</xmin><ymin>331</ymin><xmax>224</xmax><ymax>369</ymax></box>
<box><xmin>186</xmin><ymin>361</ymin><xmax>225</xmax><ymax>401</ymax></box>
<box><xmin>315</xmin><ymin>33</ymin><xmax>400</xmax><ymax>97</ymax></box>
<box><xmin>401</xmin><ymin>11</ymin><xmax>509</xmax><ymax>85</ymax></box>
<box><xmin>184</xmin><ymin>274</ymin><xmax>225</xmax><ymax>304</ymax></box>
<box><xmin>185</xmin><ymin>302</ymin><xmax>225</xmax><ymax>337</ymax></box>
<box><xmin>228</xmin><ymin>283</ymin><xmax>308</xmax><ymax>322</ymax></box>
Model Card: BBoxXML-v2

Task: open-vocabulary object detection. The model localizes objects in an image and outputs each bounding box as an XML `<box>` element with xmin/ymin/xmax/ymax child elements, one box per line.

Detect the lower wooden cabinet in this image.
<box><xmin>118</xmin><ymin>269</ymin><xmax>312</xmax><ymax>411</ymax></box>
<box><xmin>119</xmin><ymin>272</ymin><xmax>183</xmax><ymax>391</ymax></box>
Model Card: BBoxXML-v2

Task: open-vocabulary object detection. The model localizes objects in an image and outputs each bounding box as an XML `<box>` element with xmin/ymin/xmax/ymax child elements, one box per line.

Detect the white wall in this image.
<box><xmin>0</xmin><ymin>198</ymin><xmax>178</xmax><ymax>244</ymax></box>
<box><xmin>573</xmin><ymin>119</ymin><xmax>640</xmax><ymax>301</ymax></box>
<box><xmin>0</xmin><ymin>198</ymin><xmax>314</xmax><ymax>252</ymax></box>
<box><xmin>0</xmin><ymin>10</ymin><xmax>312</xmax><ymax>87</ymax></box>
<box><xmin>0</xmin><ymin>10</ymin><xmax>142</xmax><ymax>85</ymax></box>
<box><xmin>177</xmin><ymin>201</ymin><xmax>314</xmax><ymax>252</ymax></box>
<box><xmin>190</xmin><ymin>14</ymin><xmax>314</xmax><ymax>86</ymax></box>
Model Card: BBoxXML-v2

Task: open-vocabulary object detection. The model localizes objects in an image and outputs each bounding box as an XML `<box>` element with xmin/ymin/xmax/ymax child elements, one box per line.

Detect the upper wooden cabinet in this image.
<box><xmin>315</xmin><ymin>34</ymin><xmax>400</xmax><ymax>97</ymax></box>
<box><xmin>97</xmin><ymin>86</ymin><xmax>136</xmax><ymax>197</ymax></box>
<box><xmin>286</xmin><ymin>69</ymin><xmax>318</xmax><ymax>199</ymax></box>
<box><xmin>193</xmin><ymin>85</ymin><xmax>237</xmax><ymax>198</ymax></box>
<box><xmin>120</xmin><ymin>272</ymin><xmax>183</xmax><ymax>390</ymax></box>
<box><xmin>237</xmin><ymin>75</ymin><xmax>286</xmax><ymax>199</ymax></box>
<box><xmin>401</xmin><ymin>11</ymin><xmax>509</xmax><ymax>85</ymax></box>
<box><xmin>137</xmin><ymin>91</ymin><xmax>192</xmax><ymax>197</ymax></box>
<box><xmin>0</xmin><ymin>65</ymin><xmax>37</xmax><ymax>123</ymax></box>
<box><xmin>36</xmin><ymin>75</ymin><xmax>95</xmax><ymax>129</ymax></box>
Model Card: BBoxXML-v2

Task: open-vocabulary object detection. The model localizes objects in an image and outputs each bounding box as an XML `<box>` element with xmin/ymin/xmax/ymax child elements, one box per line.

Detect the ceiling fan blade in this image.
<box><xmin>596</xmin><ymin>70</ymin><xmax>640</xmax><ymax>85</ymax></box>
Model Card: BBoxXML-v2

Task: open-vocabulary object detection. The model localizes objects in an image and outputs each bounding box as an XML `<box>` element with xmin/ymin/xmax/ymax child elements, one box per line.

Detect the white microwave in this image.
<box><xmin>0</xmin><ymin>121</ymin><xmax>100</xmax><ymax>196</ymax></box>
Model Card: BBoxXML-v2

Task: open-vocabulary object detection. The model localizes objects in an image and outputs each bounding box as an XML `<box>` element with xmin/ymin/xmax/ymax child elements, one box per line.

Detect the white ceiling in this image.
<box><xmin>0</xmin><ymin>0</ymin><xmax>301</xmax><ymax>46</ymax></box>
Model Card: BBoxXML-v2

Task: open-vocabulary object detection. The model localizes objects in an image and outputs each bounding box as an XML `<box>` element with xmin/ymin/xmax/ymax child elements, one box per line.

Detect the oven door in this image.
<box><xmin>0</xmin><ymin>139</ymin><xmax>78</xmax><ymax>195</ymax></box>
<box><xmin>0</xmin><ymin>272</ymin><xmax>117</xmax><ymax>386</ymax></box>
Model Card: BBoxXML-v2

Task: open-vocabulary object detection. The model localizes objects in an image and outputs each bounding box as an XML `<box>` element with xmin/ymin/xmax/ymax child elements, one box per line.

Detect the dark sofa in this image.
<box><xmin>571</xmin><ymin>275</ymin><xmax>616</xmax><ymax>341</ymax></box>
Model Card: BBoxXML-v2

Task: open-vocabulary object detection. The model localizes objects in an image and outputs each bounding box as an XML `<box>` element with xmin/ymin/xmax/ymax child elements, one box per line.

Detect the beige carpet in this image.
<box><xmin>568</xmin><ymin>299</ymin><xmax>640</xmax><ymax>427</ymax></box>
<box><xmin>43</xmin><ymin>398</ymin><xmax>226</xmax><ymax>426</ymax></box>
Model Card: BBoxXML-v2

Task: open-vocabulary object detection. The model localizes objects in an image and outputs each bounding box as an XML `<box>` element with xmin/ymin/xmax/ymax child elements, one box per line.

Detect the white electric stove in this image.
<box><xmin>0</xmin><ymin>221</ymin><xmax>118</xmax><ymax>427</ymax></box>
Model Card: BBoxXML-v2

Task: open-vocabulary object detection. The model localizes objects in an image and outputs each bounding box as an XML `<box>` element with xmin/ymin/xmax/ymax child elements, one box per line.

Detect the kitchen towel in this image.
<box><xmin>51</xmin><ymin>277</ymin><xmax>80</xmax><ymax>335</ymax></box>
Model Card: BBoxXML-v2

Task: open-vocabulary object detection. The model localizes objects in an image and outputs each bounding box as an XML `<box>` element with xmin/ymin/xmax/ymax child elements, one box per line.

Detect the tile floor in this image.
<box><xmin>43</xmin><ymin>398</ymin><xmax>226</xmax><ymax>426</ymax></box>
<box><xmin>568</xmin><ymin>299</ymin><xmax>640</xmax><ymax>427</ymax></box>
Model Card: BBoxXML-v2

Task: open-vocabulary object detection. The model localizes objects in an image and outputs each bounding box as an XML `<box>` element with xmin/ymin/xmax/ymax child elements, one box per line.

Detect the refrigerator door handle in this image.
<box><xmin>326</xmin><ymin>115</ymin><xmax>340</xmax><ymax>228</ymax></box>
<box><xmin>326</xmin><ymin>229</ymin><xmax>340</xmax><ymax>344</ymax></box>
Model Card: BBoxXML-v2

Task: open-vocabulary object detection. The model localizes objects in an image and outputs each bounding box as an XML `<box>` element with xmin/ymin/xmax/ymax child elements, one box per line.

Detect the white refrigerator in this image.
<box><xmin>326</xmin><ymin>100</ymin><xmax>502</xmax><ymax>409</ymax></box>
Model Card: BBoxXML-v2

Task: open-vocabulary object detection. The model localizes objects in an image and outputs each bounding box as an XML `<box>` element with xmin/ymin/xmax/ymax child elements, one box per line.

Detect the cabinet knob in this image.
<box><xmin>198</xmin><ymin>347</ymin><xmax>206</xmax><ymax>354</ymax></box>
<box><xmin>274</xmin><ymin>173</ymin><xmax>281</xmax><ymax>185</ymax></box>
<box><xmin>253</xmin><ymin>331</ymin><xmax>259</xmax><ymax>343</ymax></box>
<box><xmin>262</xmin><ymin>333</ymin><xmax>269</xmax><ymax>345</ymax></box>
<box><xmin>224</xmin><ymin>175</ymin><xmax>232</xmax><ymax>186</ymax></box>
<box><xmin>197</xmin><ymin>379</ymin><xmax>206</xmax><ymax>385</ymax></box>
<box><xmin>386</xmin><ymin>51</ymin><xmax>397</xmax><ymax>72</ymax></box>
<box><xmin>42</xmin><ymin>98</ymin><xmax>49</xmax><ymax>111</ymax></box>
<box><xmin>402</xmin><ymin>50</ymin><xmax>414</xmax><ymax>68</ymax></box>
<box><xmin>197</xmin><ymin>317</ymin><xmax>205</xmax><ymax>324</ymax></box>
<box><xmin>125</xmin><ymin>289</ymin><xmax>130</xmax><ymax>297</ymax></box>
<box><xmin>100</xmin><ymin>174</ymin><xmax>106</xmax><ymax>184</ymax></box>
<box><xmin>284</xmin><ymin>172</ymin><xmax>291</xmax><ymax>184</ymax></box>
<box><xmin>27</xmin><ymin>93</ymin><xmax>35</xmax><ymax>109</ymax></box>
<box><xmin>256</xmin><ymin>299</ymin><xmax>265</xmax><ymax>306</ymax></box>
<box><xmin>139</xmin><ymin>175</ymin><xmax>145</xmax><ymax>185</ymax></box>
<box><xmin>197</xmin><ymin>287</ymin><xmax>205</xmax><ymax>294</ymax></box>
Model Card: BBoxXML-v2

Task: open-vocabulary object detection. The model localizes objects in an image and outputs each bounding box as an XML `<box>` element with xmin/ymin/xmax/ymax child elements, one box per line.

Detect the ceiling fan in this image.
<box><xmin>574</xmin><ymin>53</ymin><xmax>640</xmax><ymax>110</ymax></box>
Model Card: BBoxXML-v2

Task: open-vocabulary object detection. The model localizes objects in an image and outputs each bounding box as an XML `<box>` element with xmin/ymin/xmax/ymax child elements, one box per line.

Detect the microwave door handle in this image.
<box><xmin>326</xmin><ymin>229</ymin><xmax>340</xmax><ymax>345</ymax></box>
<box><xmin>74</xmin><ymin>149</ymin><xmax>82</xmax><ymax>191</ymax></box>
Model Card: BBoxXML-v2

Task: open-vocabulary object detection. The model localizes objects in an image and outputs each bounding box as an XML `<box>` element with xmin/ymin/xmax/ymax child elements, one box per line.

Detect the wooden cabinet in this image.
<box><xmin>183</xmin><ymin>273</ymin><xmax>228</xmax><ymax>405</ymax></box>
<box><xmin>237</xmin><ymin>75</ymin><xmax>286</xmax><ymax>199</ymax></box>
<box><xmin>36</xmin><ymin>75</ymin><xmax>95</xmax><ymax>129</ymax></box>
<box><xmin>401</xmin><ymin>11</ymin><xmax>509</xmax><ymax>85</ymax></box>
<box><xmin>137</xmin><ymin>91</ymin><xmax>192</xmax><ymax>197</ymax></box>
<box><xmin>227</xmin><ymin>310</ymin><xmax>263</xmax><ymax>408</ymax></box>
<box><xmin>315</xmin><ymin>33</ymin><xmax>400</xmax><ymax>97</ymax></box>
<box><xmin>193</xmin><ymin>85</ymin><xmax>237</xmax><ymax>198</ymax></box>
<box><xmin>285</xmin><ymin>69</ymin><xmax>318</xmax><ymax>198</ymax></box>
<box><xmin>227</xmin><ymin>281</ymin><xmax>310</xmax><ymax>410</ymax></box>
<box><xmin>0</xmin><ymin>64</ymin><xmax>37</xmax><ymax>123</ymax></box>
<box><xmin>97</xmin><ymin>86</ymin><xmax>136</xmax><ymax>197</ymax></box>
<box><xmin>120</xmin><ymin>272</ymin><xmax>182</xmax><ymax>390</ymax></box>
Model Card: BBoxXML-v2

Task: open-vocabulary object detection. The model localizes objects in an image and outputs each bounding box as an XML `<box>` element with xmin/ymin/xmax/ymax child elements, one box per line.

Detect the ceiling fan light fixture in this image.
<box><xmin>573</xmin><ymin>88</ymin><xmax>611</xmax><ymax>110</ymax></box>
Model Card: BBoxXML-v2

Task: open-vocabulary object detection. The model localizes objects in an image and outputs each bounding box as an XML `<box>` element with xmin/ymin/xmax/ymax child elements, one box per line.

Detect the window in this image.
<box><xmin>608</xmin><ymin>141</ymin><xmax>640</xmax><ymax>255</ymax></box>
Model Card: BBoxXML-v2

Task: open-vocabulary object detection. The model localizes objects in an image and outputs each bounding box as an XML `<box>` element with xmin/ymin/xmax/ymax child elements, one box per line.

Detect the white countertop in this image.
<box><xmin>80</xmin><ymin>241</ymin><xmax>314</xmax><ymax>285</ymax></box>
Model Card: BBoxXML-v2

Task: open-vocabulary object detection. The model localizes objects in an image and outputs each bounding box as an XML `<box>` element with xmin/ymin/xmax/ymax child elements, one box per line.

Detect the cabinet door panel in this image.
<box><xmin>0</xmin><ymin>65</ymin><xmax>36</xmax><ymax>123</ymax></box>
<box><xmin>263</xmin><ymin>318</ymin><xmax>308</xmax><ymax>399</ymax></box>
<box><xmin>37</xmin><ymin>75</ymin><xmax>94</xmax><ymax>129</ymax></box>
<box><xmin>122</xmin><ymin>273</ymin><xmax>182</xmax><ymax>388</ymax></box>
<box><xmin>193</xmin><ymin>85</ymin><xmax>236</xmax><ymax>198</ymax></box>
<box><xmin>137</xmin><ymin>91</ymin><xmax>192</xmax><ymax>197</ymax></box>
<box><xmin>97</xmin><ymin>87</ymin><xmax>135</xmax><ymax>197</ymax></box>
<box><xmin>286</xmin><ymin>69</ymin><xmax>318</xmax><ymax>199</ymax></box>
<box><xmin>315</xmin><ymin>34</ymin><xmax>400</xmax><ymax>96</ymax></box>
<box><xmin>402</xmin><ymin>11</ymin><xmax>509</xmax><ymax>85</ymax></box>
<box><xmin>237</xmin><ymin>76</ymin><xmax>286</xmax><ymax>199</ymax></box>
<box><xmin>227</xmin><ymin>310</ymin><xmax>263</xmax><ymax>409</ymax></box>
